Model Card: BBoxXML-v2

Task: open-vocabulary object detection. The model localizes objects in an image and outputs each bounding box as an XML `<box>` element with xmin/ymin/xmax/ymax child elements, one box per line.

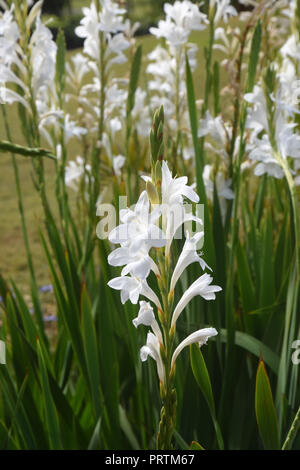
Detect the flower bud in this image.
<box><xmin>146</xmin><ymin>180</ymin><xmax>159</xmax><ymax>205</ymax></box>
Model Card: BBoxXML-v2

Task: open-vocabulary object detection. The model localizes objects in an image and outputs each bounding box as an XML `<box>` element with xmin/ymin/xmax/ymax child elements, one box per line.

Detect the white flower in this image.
<box><xmin>199</xmin><ymin>111</ymin><xmax>227</xmax><ymax>143</ymax></box>
<box><xmin>109</xmin><ymin>190</ymin><xmax>166</xmax><ymax>250</ymax></box>
<box><xmin>160</xmin><ymin>161</ymin><xmax>202</xmax><ymax>254</ymax></box>
<box><xmin>108</xmin><ymin>245</ymin><xmax>159</xmax><ymax>280</ymax></box>
<box><xmin>171</xmin><ymin>327</ymin><xmax>218</xmax><ymax>368</ymax></box>
<box><xmin>108</xmin><ymin>275</ymin><xmax>162</xmax><ymax>311</ymax></box>
<box><xmin>202</xmin><ymin>165</ymin><xmax>234</xmax><ymax>222</ymax></box>
<box><xmin>113</xmin><ymin>155</ymin><xmax>125</xmax><ymax>176</ymax></box>
<box><xmin>75</xmin><ymin>1</ymin><xmax>128</xmax><ymax>64</ymax></box>
<box><xmin>66</xmin><ymin>53</ymin><xmax>90</xmax><ymax>88</ymax></box>
<box><xmin>30</xmin><ymin>14</ymin><xmax>57</xmax><ymax>96</ymax></box>
<box><xmin>75</xmin><ymin>3</ymin><xmax>100</xmax><ymax>61</ymax></box>
<box><xmin>65</xmin><ymin>156</ymin><xmax>91</xmax><ymax>192</ymax></box>
<box><xmin>162</xmin><ymin>160</ymin><xmax>199</xmax><ymax>206</ymax></box>
<box><xmin>140</xmin><ymin>332</ymin><xmax>165</xmax><ymax>383</ymax></box>
<box><xmin>248</xmin><ymin>114</ymin><xmax>300</xmax><ymax>179</ymax></box>
<box><xmin>133</xmin><ymin>301</ymin><xmax>163</xmax><ymax>344</ymax></box>
<box><xmin>244</xmin><ymin>85</ymin><xmax>269</xmax><ymax>135</ymax></box>
<box><xmin>211</xmin><ymin>0</ymin><xmax>238</xmax><ymax>24</ymax></box>
<box><xmin>170</xmin><ymin>232</ymin><xmax>211</xmax><ymax>292</ymax></box>
<box><xmin>0</xmin><ymin>5</ymin><xmax>19</xmax><ymax>65</ymax></box>
<box><xmin>132</xmin><ymin>88</ymin><xmax>151</xmax><ymax>137</ymax></box>
<box><xmin>105</xmin><ymin>33</ymin><xmax>130</xmax><ymax>67</ymax></box>
<box><xmin>99</xmin><ymin>0</ymin><xmax>126</xmax><ymax>33</ymax></box>
<box><xmin>171</xmin><ymin>274</ymin><xmax>222</xmax><ymax>327</ymax></box>
<box><xmin>63</xmin><ymin>114</ymin><xmax>87</xmax><ymax>143</ymax></box>
<box><xmin>109</xmin><ymin>117</ymin><xmax>122</xmax><ymax>134</ymax></box>
<box><xmin>150</xmin><ymin>1</ymin><xmax>208</xmax><ymax>48</ymax></box>
<box><xmin>281</xmin><ymin>35</ymin><xmax>300</xmax><ymax>62</ymax></box>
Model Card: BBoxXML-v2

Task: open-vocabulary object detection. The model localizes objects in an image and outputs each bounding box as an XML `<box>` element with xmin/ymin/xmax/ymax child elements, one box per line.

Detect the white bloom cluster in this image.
<box><xmin>147</xmin><ymin>2</ymin><xmax>207</xmax><ymax>160</ymax></box>
<box><xmin>104</xmin><ymin>161</ymin><xmax>221</xmax><ymax>383</ymax></box>
<box><xmin>150</xmin><ymin>1</ymin><xmax>208</xmax><ymax>48</ymax></box>
<box><xmin>67</xmin><ymin>1</ymin><xmax>149</xmax><ymax>172</ymax></box>
<box><xmin>244</xmin><ymin>84</ymin><xmax>300</xmax><ymax>182</ymax></box>
<box><xmin>0</xmin><ymin>3</ymin><xmax>85</xmax><ymax>147</ymax></box>
<box><xmin>75</xmin><ymin>1</ymin><xmax>130</xmax><ymax>66</ymax></box>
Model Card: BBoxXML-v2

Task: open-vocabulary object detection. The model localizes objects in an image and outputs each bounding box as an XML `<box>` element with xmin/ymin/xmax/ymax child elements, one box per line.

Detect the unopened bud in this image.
<box><xmin>146</xmin><ymin>181</ymin><xmax>159</xmax><ymax>205</ymax></box>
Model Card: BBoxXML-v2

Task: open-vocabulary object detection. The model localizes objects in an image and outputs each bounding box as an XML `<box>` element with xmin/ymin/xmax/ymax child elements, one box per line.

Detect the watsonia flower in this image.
<box><xmin>102</xmin><ymin>108</ymin><xmax>221</xmax><ymax>449</ymax></box>
<box><xmin>105</xmin><ymin>158</ymin><xmax>221</xmax><ymax>380</ymax></box>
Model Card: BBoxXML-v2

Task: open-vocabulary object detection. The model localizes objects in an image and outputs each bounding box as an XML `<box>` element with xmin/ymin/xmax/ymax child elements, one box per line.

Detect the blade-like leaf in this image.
<box><xmin>255</xmin><ymin>359</ymin><xmax>280</xmax><ymax>450</ymax></box>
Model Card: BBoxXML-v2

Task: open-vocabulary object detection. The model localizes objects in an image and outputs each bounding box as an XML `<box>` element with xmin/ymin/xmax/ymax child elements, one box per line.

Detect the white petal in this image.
<box><xmin>171</xmin><ymin>274</ymin><xmax>222</xmax><ymax>327</ymax></box>
<box><xmin>171</xmin><ymin>327</ymin><xmax>218</xmax><ymax>368</ymax></box>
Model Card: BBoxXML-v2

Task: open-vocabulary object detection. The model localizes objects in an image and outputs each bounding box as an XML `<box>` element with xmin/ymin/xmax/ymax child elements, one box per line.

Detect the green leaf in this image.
<box><xmin>190</xmin><ymin>440</ymin><xmax>205</xmax><ymax>450</ymax></box>
<box><xmin>56</xmin><ymin>29</ymin><xmax>66</xmax><ymax>96</ymax></box>
<box><xmin>213</xmin><ymin>61</ymin><xmax>220</xmax><ymax>116</ymax></box>
<box><xmin>0</xmin><ymin>140</ymin><xmax>56</xmax><ymax>160</ymax></box>
<box><xmin>255</xmin><ymin>359</ymin><xmax>280</xmax><ymax>450</ymax></box>
<box><xmin>260</xmin><ymin>213</ymin><xmax>275</xmax><ymax>307</ymax></box>
<box><xmin>173</xmin><ymin>430</ymin><xmax>189</xmax><ymax>450</ymax></box>
<box><xmin>127</xmin><ymin>45</ymin><xmax>142</xmax><ymax>116</ymax></box>
<box><xmin>246</xmin><ymin>20</ymin><xmax>262</xmax><ymax>93</ymax></box>
<box><xmin>190</xmin><ymin>344</ymin><xmax>224</xmax><ymax>449</ymax></box>
<box><xmin>236</xmin><ymin>239</ymin><xmax>256</xmax><ymax>312</ymax></box>
<box><xmin>218</xmin><ymin>329</ymin><xmax>279</xmax><ymax>374</ymax></box>
<box><xmin>81</xmin><ymin>284</ymin><xmax>102</xmax><ymax>418</ymax></box>
<box><xmin>186</xmin><ymin>54</ymin><xmax>215</xmax><ymax>269</ymax></box>
<box><xmin>190</xmin><ymin>344</ymin><xmax>215</xmax><ymax>414</ymax></box>
<box><xmin>88</xmin><ymin>417</ymin><xmax>102</xmax><ymax>450</ymax></box>
<box><xmin>119</xmin><ymin>405</ymin><xmax>140</xmax><ymax>450</ymax></box>
<box><xmin>37</xmin><ymin>339</ymin><xmax>62</xmax><ymax>450</ymax></box>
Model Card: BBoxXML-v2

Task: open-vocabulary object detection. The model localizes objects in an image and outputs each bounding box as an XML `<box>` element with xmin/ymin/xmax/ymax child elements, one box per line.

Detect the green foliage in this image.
<box><xmin>255</xmin><ymin>359</ymin><xmax>280</xmax><ymax>450</ymax></box>
<box><xmin>0</xmin><ymin>0</ymin><xmax>300</xmax><ymax>452</ymax></box>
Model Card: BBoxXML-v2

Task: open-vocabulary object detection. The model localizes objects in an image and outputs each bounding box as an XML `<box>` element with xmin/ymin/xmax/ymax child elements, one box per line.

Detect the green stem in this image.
<box><xmin>282</xmin><ymin>405</ymin><xmax>300</xmax><ymax>450</ymax></box>
<box><xmin>156</xmin><ymin>250</ymin><xmax>176</xmax><ymax>450</ymax></box>
<box><xmin>198</xmin><ymin>18</ymin><xmax>215</xmax><ymax>169</ymax></box>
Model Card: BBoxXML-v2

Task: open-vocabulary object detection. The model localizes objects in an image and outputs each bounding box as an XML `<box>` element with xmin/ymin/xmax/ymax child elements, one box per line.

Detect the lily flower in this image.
<box><xmin>171</xmin><ymin>274</ymin><xmax>222</xmax><ymax>327</ymax></box>
<box><xmin>140</xmin><ymin>332</ymin><xmax>165</xmax><ymax>383</ymax></box>
<box><xmin>133</xmin><ymin>301</ymin><xmax>163</xmax><ymax>344</ymax></box>
<box><xmin>171</xmin><ymin>328</ymin><xmax>218</xmax><ymax>369</ymax></box>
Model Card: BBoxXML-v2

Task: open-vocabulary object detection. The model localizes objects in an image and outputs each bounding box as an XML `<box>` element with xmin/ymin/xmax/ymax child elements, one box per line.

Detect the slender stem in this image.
<box><xmin>198</xmin><ymin>18</ymin><xmax>215</xmax><ymax>170</ymax></box>
<box><xmin>282</xmin><ymin>405</ymin><xmax>300</xmax><ymax>450</ymax></box>
<box><xmin>156</xmin><ymin>250</ymin><xmax>176</xmax><ymax>450</ymax></box>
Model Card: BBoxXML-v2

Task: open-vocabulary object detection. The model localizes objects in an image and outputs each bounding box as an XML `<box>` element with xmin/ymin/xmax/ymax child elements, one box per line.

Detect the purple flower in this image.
<box><xmin>39</xmin><ymin>284</ymin><xmax>54</xmax><ymax>293</ymax></box>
